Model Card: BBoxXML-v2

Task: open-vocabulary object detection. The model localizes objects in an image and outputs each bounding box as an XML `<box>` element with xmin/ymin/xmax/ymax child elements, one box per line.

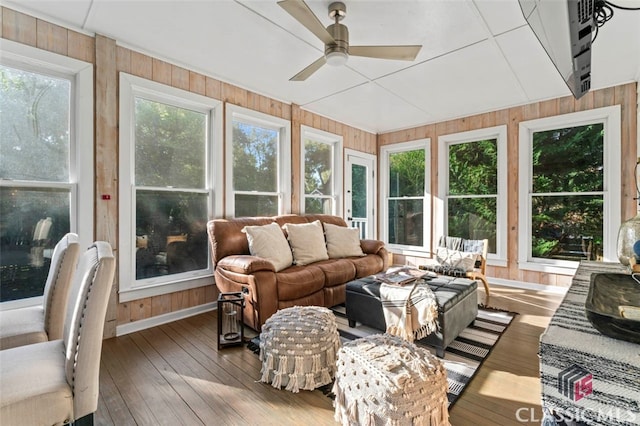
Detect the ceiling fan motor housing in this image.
<box><xmin>326</xmin><ymin>22</ymin><xmax>349</xmax><ymax>57</ymax></box>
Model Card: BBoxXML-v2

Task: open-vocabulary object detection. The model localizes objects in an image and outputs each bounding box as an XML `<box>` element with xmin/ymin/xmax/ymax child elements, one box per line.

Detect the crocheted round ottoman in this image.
<box><xmin>333</xmin><ymin>333</ymin><xmax>450</xmax><ymax>426</ymax></box>
<box><xmin>259</xmin><ymin>306</ymin><xmax>341</xmax><ymax>393</ymax></box>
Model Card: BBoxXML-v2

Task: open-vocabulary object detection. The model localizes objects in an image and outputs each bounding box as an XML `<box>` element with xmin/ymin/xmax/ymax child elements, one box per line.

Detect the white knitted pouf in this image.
<box><xmin>333</xmin><ymin>333</ymin><xmax>450</xmax><ymax>426</ymax></box>
<box><xmin>259</xmin><ymin>306</ymin><xmax>341</xmax><ymax>393</ymax></box>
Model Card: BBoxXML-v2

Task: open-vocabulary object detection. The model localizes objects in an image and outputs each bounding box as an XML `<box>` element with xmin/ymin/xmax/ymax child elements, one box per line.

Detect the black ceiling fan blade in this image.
<box><xmin>290</xmin><ymin>56</ymin><xmax>327</xmax><ymax>81</ymax></box>
<box><xmin>278</xmin><ymin>0</ymin><xmax>335</xmax><ymax>45</ymax></box>
<box><xmin>349</xmin><ymin>45</ymin><xmax>422</xmax><ymax>61</ymax></box>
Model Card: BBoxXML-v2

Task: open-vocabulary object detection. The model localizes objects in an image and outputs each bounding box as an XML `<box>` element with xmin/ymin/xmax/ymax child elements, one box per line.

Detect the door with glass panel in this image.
<box><xmin>345</xmin><ymin>149</ymin><xmax>375</xmax><ymax>239</ymax></box>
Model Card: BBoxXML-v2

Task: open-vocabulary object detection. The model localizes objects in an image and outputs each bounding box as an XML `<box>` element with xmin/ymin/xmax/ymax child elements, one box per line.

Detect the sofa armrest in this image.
<box><xmin>360</xmin><ymin>239</ymin><xmax>385</xmax><ymax>255</ymax></box>
<box><xmin>217</xmin><ymin>255</ymin><xmax>276</xmax><ymax>274</ymax></box>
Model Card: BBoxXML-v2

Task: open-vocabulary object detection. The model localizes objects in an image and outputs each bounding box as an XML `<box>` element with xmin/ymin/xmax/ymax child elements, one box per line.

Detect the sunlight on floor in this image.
<box><xmin>477</xmin><ymin>370</ymin><xmax>541</xmax><ymax>405</ymax></box>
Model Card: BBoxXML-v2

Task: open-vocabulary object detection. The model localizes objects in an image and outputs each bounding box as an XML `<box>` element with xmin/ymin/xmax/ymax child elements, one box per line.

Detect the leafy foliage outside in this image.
<box><xmin>447</xmin><ymin>139</ymin><xmax>498</xmax><ymax>252</ymax></box>
<box><xmin>530</xmin><ymin>124</ymin><xmax>604</xmax><ymax>260</ymax></box>
<box><xmin>133</xmin><ymin>98</ymin><xmax>209</xmax><ymax>279</ymax></box>
<box><xmin>351</xmin><ymin>164</ymin><xmax>367</xmax><ymax>218</ymax></box>
<box><xmin>304</xmin><ymin>139</ymin><xmax>333</xmax><ymax>214</ymax></box>
<box><xmin>232</xmin><ymin>121</ymin><xmax>279</xmax><ymax>216</ymax></box>
<box><xmin>0</xmin><ymin>66</ymin><xmax>72</xmax><ymax>301</ymax></box>
<box><xmin>388</xmin><ymin>149</ymin><xmax>425</xmax><ymax>246</ymax></box>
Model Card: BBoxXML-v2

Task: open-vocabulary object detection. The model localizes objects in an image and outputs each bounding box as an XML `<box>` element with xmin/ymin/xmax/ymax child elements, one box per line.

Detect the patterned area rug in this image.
<box><xmin>248</xmin><ymin>305</ymin><xmax>516</xmax><ymax>407</ymax></box>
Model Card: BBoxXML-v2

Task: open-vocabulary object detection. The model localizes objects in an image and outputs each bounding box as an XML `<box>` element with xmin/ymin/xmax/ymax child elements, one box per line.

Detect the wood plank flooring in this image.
<box><xmin>96</xmin><ymin>284</ymin><xmax>564</xmax><ymax>426</ymax></box>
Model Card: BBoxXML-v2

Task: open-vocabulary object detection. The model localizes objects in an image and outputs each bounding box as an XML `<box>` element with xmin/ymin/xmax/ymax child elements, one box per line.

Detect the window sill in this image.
<box><xmin>119</xmin><ymin>274</ymin><xmax>214</xmax><ymax>302</ymax></box>
<box><xmin>518</xmin><ymin>260</ymin><xmax>578</xmax><ymax>276</ymax></box>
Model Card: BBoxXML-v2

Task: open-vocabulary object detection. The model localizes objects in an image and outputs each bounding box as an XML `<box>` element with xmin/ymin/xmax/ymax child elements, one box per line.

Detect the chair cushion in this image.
<box><xmin>283</xmin><ymin>220</ymin><xmax>329</xmax><ymax>265</ymax></box>
<box><xmin>0</xmin><ymin>306</ymin><xmax>48</xmax><ymax>350</ymax></box>
<box><xmin>0</xmin><ymin>340</ymin><xmax>72</xmax><ymax>424</ymax></box>
<box><xmin>323</xmin><ymin>223</ymin><xmax>364</xmax><ymax>258</ymax></box>
<box><xmin>242</xmin><ymin>222</ymin><xmax>293</xmax><ymax>272</ymax></box>
<box><xmin>435</xmin><ymin>247</ymin><xmax>477</xmax><ymax>272</ymax></box>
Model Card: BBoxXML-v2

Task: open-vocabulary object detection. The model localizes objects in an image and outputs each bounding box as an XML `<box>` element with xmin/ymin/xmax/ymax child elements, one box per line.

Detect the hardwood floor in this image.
<box><xmin>96</xmin><ymin>284</ymin><xmax>564</xmax><ymax>425</ymax></box>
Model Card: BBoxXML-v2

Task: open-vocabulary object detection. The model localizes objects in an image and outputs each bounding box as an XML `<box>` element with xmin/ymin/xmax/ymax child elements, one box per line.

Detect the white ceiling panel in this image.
<box><xmin>377</xmin><ymin>40</ymin><xmax>527</xmax><ymax>121</ymax></box>
<box><xmin>473</xmin><ymin>0</ymin><xmax>527</xmax><ymax>36</ymax></box>
<box><xmin>496</xmin><ymin>25</ymin><xmax>570</xmax><ymax>101</ymax></box>
<box><xmin>3</xmin><ymin>0</ymin><xmax>639</xmax><ymax>133</ymax></box>
<box><xmin>3</xmin><ymin>0</ymin><xmax>92</xmax><ymax>29</ymax></box>
<box><xmin>303</xmin><ymin>81</ymin><xmax>433</xmax><ymax>133</ymax></box>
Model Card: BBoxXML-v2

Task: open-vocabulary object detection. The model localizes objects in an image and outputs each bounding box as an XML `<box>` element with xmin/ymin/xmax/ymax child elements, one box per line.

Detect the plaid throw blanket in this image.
<box><xmin>380</xmin><ymin>279</ymin><xmax>439</xmax><ymax>342</ymax></box>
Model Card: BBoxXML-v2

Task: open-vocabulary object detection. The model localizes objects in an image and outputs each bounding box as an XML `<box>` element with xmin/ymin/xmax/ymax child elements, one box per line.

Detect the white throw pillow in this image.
<box><xmin>283</xmin><ymin>220</ymin><xmax>329</xmax><ymax>265</ymax></box>
<box><xmin>323</xmin><ymin>222</ymin><xmax>364</xmax><ymax>258</ymax></box>
<box><xmin>242</xmin><ymin>222</ymin><xmax>293</xmax><ymax>272</ymax></box>
<box><xmin>435</xmin><ymin>247</ymin><xmax>477</xmax><ymax>272</ymax></box>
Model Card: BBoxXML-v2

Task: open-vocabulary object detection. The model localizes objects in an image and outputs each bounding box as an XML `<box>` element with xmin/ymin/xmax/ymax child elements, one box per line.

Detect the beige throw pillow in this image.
<box><xmin>242</xmin><ymin>222</ymin><xmax>293</xmax><ymax>272</ymax></box>
<box><xmin>283</xmin><ymin>220</ymin><xmax>329</xmax><ymax>265</ymax></box>
<box><xmin>435</xmin><ymin>247</ymin><xmax>477</xmax><ymax>272</ymax></box>
<box><xmin>323</xmin><ymin>222</ymin><xmax>364</xmax><ymax>258</ymax></box>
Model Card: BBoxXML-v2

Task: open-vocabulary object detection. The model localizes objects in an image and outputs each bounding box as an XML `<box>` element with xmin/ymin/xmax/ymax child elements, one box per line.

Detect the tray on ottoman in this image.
<box><xmin>345</xmin><ymin>274</ymin><xmax>478</xmax><ymax>357</ymax></box>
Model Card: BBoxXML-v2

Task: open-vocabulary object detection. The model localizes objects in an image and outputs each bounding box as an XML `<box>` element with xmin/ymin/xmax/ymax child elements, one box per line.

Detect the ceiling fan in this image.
<box><xmin>278</xmin><ymin>0</ymin><xmax>422</xmax><ymax>81</ymax></box>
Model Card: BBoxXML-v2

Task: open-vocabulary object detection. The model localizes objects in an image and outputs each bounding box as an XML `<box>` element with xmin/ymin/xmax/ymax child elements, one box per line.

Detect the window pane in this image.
<box><xmin>532</xmin><ymin>124</ymin><xmax>604</xmax><ymax>193</ymax></box>
<box><xmin>531</xmin><ymin>194</ymin><xmax>603</xmax><ymax>260</ymax></box>
<box><xmin>448</xmin><ymin>197</ymin><xmax>497</xmax><ymax>253</ymax></box>
<box><xmin>449</xmin><ymin>139</ymin><xmax>497</xmax><ymax>195</ymax></box>
<box><xmin>135</xmin><ymin>190</ymin><xmax>208</xmax><ymax>279</ymax></box>
<box><xmin>388</xmin><ymin>199</ymin><xmax>423</xmax><ymax>246</ymax></box>
<box><xmin>0</xmin><ymin>65</ymin><xmax>70</xmax><ymax>182</ymax></box>
<box><xmin>135</xmin><ymin>98</ymin><xmax>206</xmax><ymax>188</ymax></box>
<box><xmin>305</xmin><ymin>197</ymin><xmax>333</xmax><ymax>214</ymax></box>
<box><xmin>389</xmin><ymin>150</ymin><xmax>424</xmax><ymax>197</ymax></box>
<box><xmin>235</xmin><ymin>194</ymin><xmax>278</xmax><ymax>217</ymax></box>
<box><xmin>0</xmin><ymin>187</ymin><xmax>71</xmax><ymax>301</ymax></box>
<box><xmin>351</xmin><ymin>164</ymin><xmax>367</xmax><ymax>218</ymax></box>
<box><xmin>233</xmin><ymin>122</ymin><xmax>277</xmax><ymax>192</ymax></box>
<box><xmin>304</xmin><ymin>140</ymin><xmax>332</xmax><ymax>196</ymax></box>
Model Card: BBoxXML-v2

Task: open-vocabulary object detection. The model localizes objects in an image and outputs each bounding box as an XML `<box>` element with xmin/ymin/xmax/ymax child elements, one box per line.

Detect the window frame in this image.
<box><xmin>300</xmin><ymin>125</ymin><xmax>343</xmax><ymax>216</ymax></box>
<box><xmin>225</xmin><ymin>104</ymin><xmax>291</xmax><ymax>217</ymax></box>
<box><xmin>0</xmin><ymin>39</ymin><xmax>94</xmax><ymax>309</ymax></box>
<box><xmin>118</xmin><ymin>73</ymin><xmax>223</xmax><ymax>302</ymax></box>
<box><xmin>518</xmin><ymin>106</ymin><xmax>621</xmax><ymax>274</ymax></box>
<box><xmin>380</xmin><ymin>139</ymin><xmax>431</xmax><ymax>255</ymax></box>
<box><xmin>437</xmin><ymin>125</ymin><xmax>508</xmax><ymax>267</ymax></box>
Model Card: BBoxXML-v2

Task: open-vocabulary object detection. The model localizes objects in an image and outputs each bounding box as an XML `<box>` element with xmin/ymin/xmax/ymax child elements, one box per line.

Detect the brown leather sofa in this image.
<box><xmin>207</xmin><ymin>214</ymin><xmax>388</xmax><ymax>330</ymax></box>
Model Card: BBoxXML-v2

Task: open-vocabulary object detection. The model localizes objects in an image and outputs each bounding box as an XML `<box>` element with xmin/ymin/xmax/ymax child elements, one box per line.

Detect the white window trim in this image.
<box><xmin>438</xmin><ymin>125</ymin><xmax>508</xmax><ymax>267</ymax></box>
<box><xmin>518</xmin><ymin>106</ymin><xmax>621</xmax><ymax>275</ymax></box>
<box><xmin>345</xmin><ymin>149</ymin><xmax>377</xmax><ymax>239</ymax></box>
<box><xmin>118</xmin><ymin>73</ymin><xmax>223</xmax><ymax>302</ymax></box>
<box><xmin>380</xmin><ymin>139</ymin><xmax>431</xmax><ymax>255</ymax></box>
<box><xmin>0</xmin><ymin>39</ymin><xmax>94</xmax><ymax>310</ymax></box>
<box><xmin>225</xmin><ymin>104</ymin><xmax>291</xmax><ymax>217</ymax></box>
<box><xmin>300</xmin><ymin>125</ymin><xmax>343</xmax><ymax>215</ymax></box>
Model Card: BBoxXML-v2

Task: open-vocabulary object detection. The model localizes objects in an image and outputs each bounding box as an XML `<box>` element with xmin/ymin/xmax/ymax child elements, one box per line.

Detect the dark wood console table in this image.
<box><xmin>539</xmin><ymin>261</ymin><xmax>640</xmax><ymax>425</ymax></box>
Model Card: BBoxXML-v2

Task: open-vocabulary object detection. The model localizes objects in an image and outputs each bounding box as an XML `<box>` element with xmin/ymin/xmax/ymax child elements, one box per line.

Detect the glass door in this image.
<box><xmin>345</xmin><ymin>149</ymin><xmax>376</xmax><ymax>239</ymax></box>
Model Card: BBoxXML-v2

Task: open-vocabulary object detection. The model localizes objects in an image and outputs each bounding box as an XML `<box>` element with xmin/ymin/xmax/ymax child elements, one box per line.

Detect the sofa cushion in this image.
<box><xmin>242</xmin><ymin>223</ymin><xmax>293</xmax><ymax>272</ymax></box>
<box><xmin>323</xmin><ymin>223</ymin><xmax>365</xmax><ymax>259</ymax></box>
<box><xmin>314</xmin><ymin>259</ymin><xmax>357</xmax><ymax>287</ymax></box>
<box><xmin>349</xmin><ymin>254</ymin><xmax>386</xmax><ymax>278</ymax></box>
<box><xmin>283</xmin><ymin>220</ymin><xmax>329</xmax><ymax>266</ymax></box>
<box><xmin>276</xmin><ymin>264</ymin><xmax>326</xmax><ymax>301</ymax></box>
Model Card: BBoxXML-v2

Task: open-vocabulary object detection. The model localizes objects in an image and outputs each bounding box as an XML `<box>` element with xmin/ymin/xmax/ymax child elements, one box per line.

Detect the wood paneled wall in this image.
<box><xmin>2</xmin><ymin>7</ymin><xmax>377</xmax><ymax>335</ymax></box>
<box><xmin>379</xmin><ymin>83</ymin><xmax>638</xmax><ymax>286</ymax></box>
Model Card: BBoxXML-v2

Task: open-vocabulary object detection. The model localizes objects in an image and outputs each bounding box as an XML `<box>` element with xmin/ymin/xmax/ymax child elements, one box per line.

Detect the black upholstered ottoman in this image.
<box><xmin>345</xmin><ymin>275</ymin><xmax>478</xmax><ymax>357</ymax></box>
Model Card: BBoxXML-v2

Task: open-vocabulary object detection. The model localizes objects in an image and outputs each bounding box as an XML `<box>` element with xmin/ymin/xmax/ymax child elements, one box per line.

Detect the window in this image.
<box><xmin>380</xmin><ymin>139</ymin><xmax>431</xmax><ymax>253</ymax></box>
<box><xmin>438</xmin><ymin>126</ymin><xmax>507</xmax><ymax>265</ymax></box>
<box><xmin>301</xmin><ymin>126</ymin><xmax>342</xmax><ymax>215</ymax></box>
<box><xmin>0</xmin><ymin>40</ymin><xmax>93</xmax><ymax>306</ymax></box>
<box><xmin>119</xmin><ymin>73</ymin><xmax>222</xmax><ymax>301</ymax></box>
<box><xmin>518</xmin><ymin>106</ymin><xmax>621</xmax><ymax>273</ymax></box>
<box><xmin>225</xmin><ymin>105</ymin><xmax>291</xmax><ymax>217</ymax></box>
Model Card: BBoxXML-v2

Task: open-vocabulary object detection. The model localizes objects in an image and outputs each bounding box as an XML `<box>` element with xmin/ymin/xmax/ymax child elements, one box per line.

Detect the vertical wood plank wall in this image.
<box><xmin>379</xmin><ymin>84</ymin><xmax>638</xmax><ymax>286</ymax></box>
<box><xmin>1</xmin><ymin>7</ymin><xmax>377</xmax><ymax>335</ymax></box>
<box><xmin>3</xmin><ymin>7</ymin><xmax>637</xmax><ymax>331</ymax></box>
